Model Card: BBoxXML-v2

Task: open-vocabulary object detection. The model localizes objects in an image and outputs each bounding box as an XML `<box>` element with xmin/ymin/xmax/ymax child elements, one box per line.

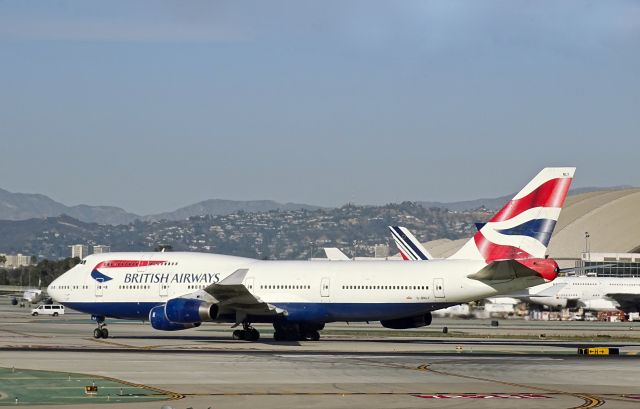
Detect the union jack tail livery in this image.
<box><xmin>450</xmin><ymin>167</ymin><xmax>575</xmax><ymax>262</ymax></box>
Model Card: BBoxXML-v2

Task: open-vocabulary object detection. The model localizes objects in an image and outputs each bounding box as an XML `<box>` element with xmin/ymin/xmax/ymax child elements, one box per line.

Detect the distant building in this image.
<box><xmin>578</xmin><ymin>252</ymin><xmax>640</xmax><ymax>278</ymax></box>
<box><xmin>93</xmin><ymin>245</ymin><xmax>111</xmax><ymax>254</ymax></box>
<box><xmin>70</xmin><ymin>244</ymin><xmax>89</xmax><ymax>259</ymax></box>
<box><xmin>374</xmin><ymin>244</ymin><xmax>390</xmax><ymax>258</ymax></box>
<box><xmin>0</xmin><ymin>253</ymin><xmax>33</xmax><ymax>268</ymax></box>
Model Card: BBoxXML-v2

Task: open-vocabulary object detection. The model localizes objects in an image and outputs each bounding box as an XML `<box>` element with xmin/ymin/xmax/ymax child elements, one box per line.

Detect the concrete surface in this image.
<box><xmin>1</xmin><ymin>298</ymin><xmax>639</xmax><ymax>408</ymax></box>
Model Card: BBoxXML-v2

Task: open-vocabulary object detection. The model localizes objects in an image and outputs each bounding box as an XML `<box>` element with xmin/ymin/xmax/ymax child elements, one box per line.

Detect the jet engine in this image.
<box><xmin>530</xmin><ymin>296</ymin><xmax>568</xmax><ymax>309</ymax></box>
<box><xmin>149</xmin><ymin>305</ymin><xmax>201</xmax><ymax>331</ymax></box>
<box><xmin>380</xmin><ymin>312</ymin><xmax>432</xmax><ymax>329</ymax></box>
<box><xmin>164</xmin><ymin>298</ymin><xmax>219</xmax><ymax>324</ymax></box>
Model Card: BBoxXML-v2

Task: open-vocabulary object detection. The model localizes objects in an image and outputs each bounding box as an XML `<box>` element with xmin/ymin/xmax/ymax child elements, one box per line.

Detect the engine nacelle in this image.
<box><xmin>164</xmin><ymin>298</ymin><xmax>218</xmax><ymax>324</ymax></box>
<box><xmin>149</xmin><ymin>306</ymin><xmax>201</xmax><ymax>331</ymax></box>
<box><xmin>381</xmin><ymin>312</ymin><xmax>432</xmax><ymax>329</ymax></box>
<box><xmin>530</xmin><ymin>296</ymin><xmax>567</xmax><ymax>309</ymax></box>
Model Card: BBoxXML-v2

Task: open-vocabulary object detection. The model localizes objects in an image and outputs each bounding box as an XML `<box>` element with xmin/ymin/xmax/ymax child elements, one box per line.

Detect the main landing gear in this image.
<box><xmin>232</xmin><ymin>322</ymin><xmax>260</xmax><ymax>341</ymax></box>
<box><xmin>273</xmin><ymin>322</ymin><xmax>323</xmax><ymax>341</ymax></box>
<box><xmin>92</xmin><ymin>316</ymin><xmax>109</xmax><ymax>339</ymax></box>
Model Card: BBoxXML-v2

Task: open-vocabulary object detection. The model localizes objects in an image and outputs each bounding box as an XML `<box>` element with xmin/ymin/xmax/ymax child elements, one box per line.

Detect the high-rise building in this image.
<box><xmin>0</xmin><ymin>253</ymin><xmax>33</xmax><ymax>268</ymax></box>
<box><xmin>93</xmin><ymin>245</ymin><xmax>111</xmax><ymax>254</ymax></box>
<box><xmin>70</xmin><ymin>244</ymin><xmax>89</xmax><ymax>259</ymax></box>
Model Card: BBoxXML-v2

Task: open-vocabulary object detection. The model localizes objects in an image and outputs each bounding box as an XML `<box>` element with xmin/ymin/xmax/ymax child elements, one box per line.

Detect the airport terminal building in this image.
<box><xmin>580</xmin><ymin>252</ymin><xmax>640</xmax><ymax>278</ymax></box>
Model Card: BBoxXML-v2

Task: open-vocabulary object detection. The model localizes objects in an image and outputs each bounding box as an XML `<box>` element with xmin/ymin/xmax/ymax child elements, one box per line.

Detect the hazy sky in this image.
<box><xmin>1</xmin><ymin>1</ymin><xmax>638</xmax><ymax>214</ymax></box>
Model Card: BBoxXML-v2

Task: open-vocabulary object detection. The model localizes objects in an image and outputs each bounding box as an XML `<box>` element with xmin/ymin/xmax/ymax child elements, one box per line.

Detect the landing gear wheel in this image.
<box><xmin>93</xmin><ymin>317</ymin><xmax>108</xmax><ymax>339</ymax></box>
<box><xmin>233</xmin><ymin>322</ymin><xmax>260</xmax><ymax>342</ymax></box>
<box><xmin>233</xmin><ymin>329</ymin><xmax>245</xmax><ymax>340</ymax></box>
<box><xmin>308</xmin><ymin>330</ymin><xmax>320</xmax><ymax>341</ymax></box>
<box><xmin>245</xmin><ymin>328</ymin><xmax>260</xmax><ymax>341</ymax></box>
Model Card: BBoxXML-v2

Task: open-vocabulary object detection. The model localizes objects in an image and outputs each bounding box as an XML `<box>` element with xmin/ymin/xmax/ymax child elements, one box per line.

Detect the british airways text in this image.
<box><xmin>123</xmin><ymin>272</ymin><xmax>221</xmax><ymax>284</ymax></box>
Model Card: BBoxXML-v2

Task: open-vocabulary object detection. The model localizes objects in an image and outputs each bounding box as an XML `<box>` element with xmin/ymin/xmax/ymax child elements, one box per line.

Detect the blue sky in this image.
<box><xmin>1</xmin><ymin>1</ymin><xmax>638</xmax><ymax>214</ymax></box>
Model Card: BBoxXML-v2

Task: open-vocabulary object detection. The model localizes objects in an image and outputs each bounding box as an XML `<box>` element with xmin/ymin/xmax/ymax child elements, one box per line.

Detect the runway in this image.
<box><xmin>1</xmin><ymin>300</ymin><xmax>640</xmax><ymax>408</ymax></box>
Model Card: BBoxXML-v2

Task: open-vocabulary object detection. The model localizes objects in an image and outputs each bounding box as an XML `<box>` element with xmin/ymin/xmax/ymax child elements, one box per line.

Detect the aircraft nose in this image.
<box><xmin>47</xmin><ymin>279</ymin><xmax>59</xmax><ymax>301</ymax></box>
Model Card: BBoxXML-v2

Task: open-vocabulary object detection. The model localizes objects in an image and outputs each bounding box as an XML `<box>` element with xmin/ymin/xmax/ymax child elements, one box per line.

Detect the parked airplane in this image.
<box><xmin>390</xmin><ymin>214</ymin><xmax>625</xmax><ymax>315</ymax></box>
<box><xmin>48</xmin><ymin>167</ymin><xmax>573</xmax><ymax>341</ymax></box>
<box><xmin>522</xmin><ymin>276</ymin><xmax>640</xmax><ymax>313</ymax></box>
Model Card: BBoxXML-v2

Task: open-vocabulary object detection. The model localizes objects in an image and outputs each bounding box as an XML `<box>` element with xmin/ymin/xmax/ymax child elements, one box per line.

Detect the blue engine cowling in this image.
<box><xmin>164</xmin><ymin>298</ymin><xmax>219</xmax><ymax>324</ymax></box>
<box><xmin>149</xmin><ymin>305</ymin><xmax>201</xmax><ymax>331</ymax></box>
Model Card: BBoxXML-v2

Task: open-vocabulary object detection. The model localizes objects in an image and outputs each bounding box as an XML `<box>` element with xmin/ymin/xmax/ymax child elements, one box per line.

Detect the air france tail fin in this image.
<box><xmin>389</xmin><ymin>226</ymin><xmax>433</xmax><ymax>260</ymax></box>
<box><xmin>449</xmin><ymin>167</ymin><xmax>575</xmax><ymax>262</ymax></box>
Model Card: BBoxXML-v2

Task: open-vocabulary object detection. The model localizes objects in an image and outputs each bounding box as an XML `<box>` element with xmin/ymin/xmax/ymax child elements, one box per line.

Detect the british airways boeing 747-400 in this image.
<box><xmin>48</xmin><ymin>167</ymin><xmax>574</xmax><ymax>341</ymax></box>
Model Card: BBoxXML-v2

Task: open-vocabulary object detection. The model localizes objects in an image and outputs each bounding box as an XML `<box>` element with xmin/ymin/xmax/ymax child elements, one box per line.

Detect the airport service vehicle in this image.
<box><xmin>31</xmin><ymin>304</ymin><xmax>65</xmax><ymax>317</ymax></box>
<box><xmin>48</xmin><ymin>167</ymin><xmax>573</xmax><ymax>341</ymax></box>
<box><xmin>521</xmin><ymin>276</ymin><xmax>640</xmax><ymax>313</ymax></box>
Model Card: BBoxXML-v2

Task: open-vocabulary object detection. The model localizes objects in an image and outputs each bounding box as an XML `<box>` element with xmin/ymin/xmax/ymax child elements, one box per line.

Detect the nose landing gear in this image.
<box><xmin>91</xmin><ymin>316</ymin><xmax>109</xmax><ymax>339</ymax></box>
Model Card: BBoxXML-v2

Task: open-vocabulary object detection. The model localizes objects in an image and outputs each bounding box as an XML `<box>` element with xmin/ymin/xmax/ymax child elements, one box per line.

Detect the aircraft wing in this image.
<box><xmin>531</xmin><ymin>283</ymin><xmax>567</xmax><ymax>297</ymax></box>
<box><xmin>604</xmin><ymin>293</ymin><xmax>640</xmax><ymax>313</ymax></box>
<box><xmin>204</xmin><ymin>269</ymin><xmax>286</xmax><ymax>317</ymax></box>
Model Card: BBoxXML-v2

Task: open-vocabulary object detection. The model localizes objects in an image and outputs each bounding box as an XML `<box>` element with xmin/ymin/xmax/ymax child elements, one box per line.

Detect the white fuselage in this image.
<box><xmin>49</xmin><ymin>251</ymin><xmax>549</xmax><ymax>323</ymax></box>
<box><xmin>527</xmin><ymin>276</ymin><xmax>640</xmax><ymax>312</ymax></box>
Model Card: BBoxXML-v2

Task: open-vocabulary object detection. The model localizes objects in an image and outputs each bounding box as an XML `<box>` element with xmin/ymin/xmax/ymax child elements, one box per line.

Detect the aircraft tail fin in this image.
<box><xmin>449</xmin><ymin>167</ymin><xmax>575</xmax><ymax>262</ymax></box>
<box><xmin>389</xmin><ymin>226</ymin><xmax>433</xmax><ymax>260</ymax></box>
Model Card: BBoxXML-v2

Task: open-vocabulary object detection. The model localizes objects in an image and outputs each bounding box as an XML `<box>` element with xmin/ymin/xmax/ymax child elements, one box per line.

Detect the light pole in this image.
<box><xmin>584</xmin><ymin>232</ymin><xmax>590</xmax><ymax>260</ymax></box>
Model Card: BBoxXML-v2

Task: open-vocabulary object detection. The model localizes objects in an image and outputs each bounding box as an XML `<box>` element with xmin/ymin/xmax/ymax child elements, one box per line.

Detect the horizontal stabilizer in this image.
<box><xmin>467</xmin><ymin>260</ymin><xmax>539</xmax><ymax>281</ymax></box>
<box><xmin>467</xmin><ymin>258</ymin><xmax>557</xmax><ymax>283</ymax></box>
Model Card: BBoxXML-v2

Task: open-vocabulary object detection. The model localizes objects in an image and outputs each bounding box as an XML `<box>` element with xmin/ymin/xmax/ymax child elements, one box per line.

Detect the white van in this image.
<box><xmin>31</xmin><ymin>304</ymin><xmax>65</xmax><ymax>317</ymax></box>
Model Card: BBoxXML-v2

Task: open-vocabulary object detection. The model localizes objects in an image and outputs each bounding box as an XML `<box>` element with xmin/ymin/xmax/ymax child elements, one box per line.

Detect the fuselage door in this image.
<box><xmin>95</xmin><ymin>278</ymin><xmax>104</xmax><ymax>298</ymax></box>
<box><xmin>245</xmin><ymin>277</ymin><xmax>255</xmax><ymax>292</ymax></box>
<box><xmin>320</xmin><ymin>277</ymin><xmax>330</xmax><ymax>298</ymax></box>
<box><xmin>434</xmin><ymin>278</ymin><xmax>445</xmax><ymax>298</ymax></box>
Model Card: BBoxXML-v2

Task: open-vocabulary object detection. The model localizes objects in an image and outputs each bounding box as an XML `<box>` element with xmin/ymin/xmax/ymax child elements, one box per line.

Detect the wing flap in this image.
<box><xmin>204</xmin><ymin>269</ymin><xmax>286</xmax><ymax>317</ymax></box>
